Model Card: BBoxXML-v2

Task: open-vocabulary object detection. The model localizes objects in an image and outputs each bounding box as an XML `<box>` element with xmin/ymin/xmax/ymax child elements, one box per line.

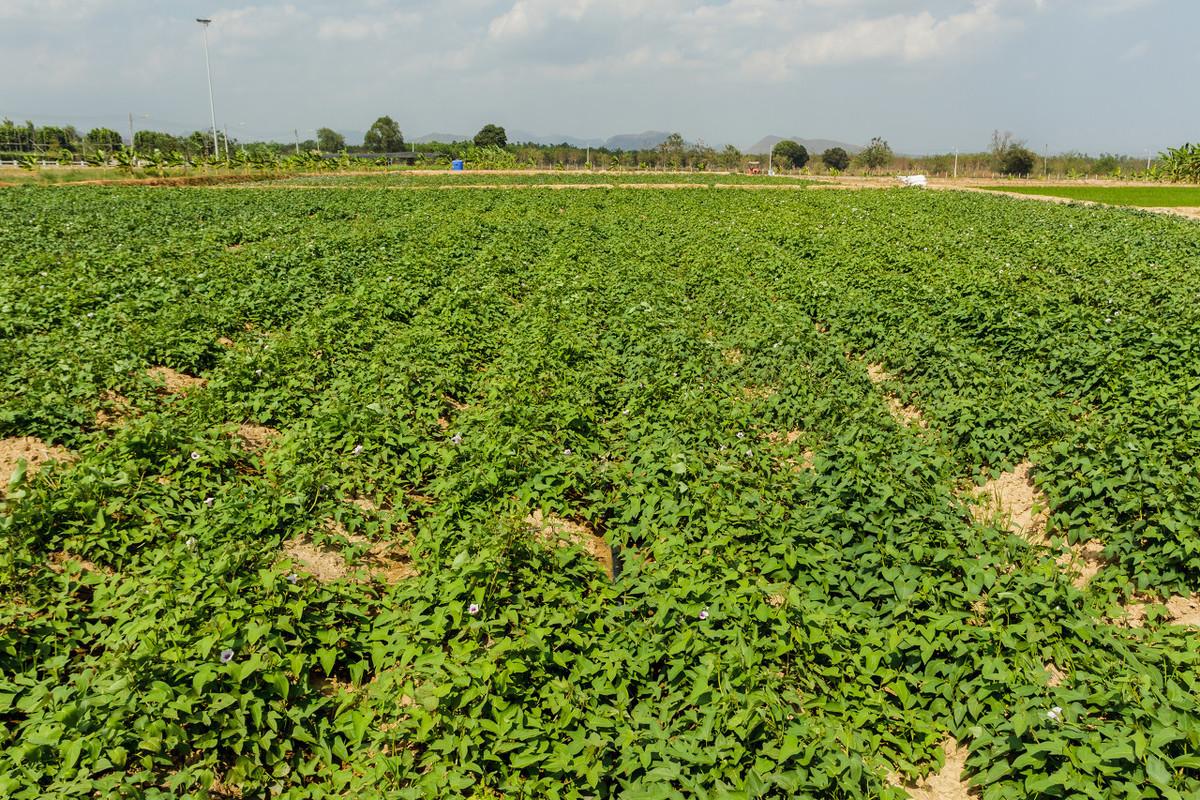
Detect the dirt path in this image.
<box><xmin>941</xmin><ymin>186</ymin><xmax>1200</xmax><ymax>221</ymax></box>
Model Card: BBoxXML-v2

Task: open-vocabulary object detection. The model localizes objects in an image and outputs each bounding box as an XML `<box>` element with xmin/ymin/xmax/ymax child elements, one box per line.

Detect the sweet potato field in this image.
<box><xmin>2</xmin><ymin>183</ymin><xmax>1199</xmax><ymax>799</ymax></box>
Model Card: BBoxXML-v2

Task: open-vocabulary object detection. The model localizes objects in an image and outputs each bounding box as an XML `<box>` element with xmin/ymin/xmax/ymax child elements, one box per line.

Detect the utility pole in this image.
<box><xmin>128</xmin><ymin>112</ymin><xmax>134</xmax><ymax>149</ymax></box>
<box><xmin>224</xmin><ymin>126</ymin><xmax>230</xmax><ymax>160</ymax></box>
<box><xmin>196</xmin><ymin>19</ymin><xmax>220</xmax><ymax>158</ymax></box>
<box><xmin>1044</xmin><ymin>144</ymin><xmax>1048</xmax><ymax>179</ymax></box>
<box><xmin>953</xmin><ymin>148</ymin><xmax>958</xmax><ymax>179</ymax></box>
<box><xmin>294</xmin><ymin>129</ymin><xmax>300</xmax><ymax>155</ymax></box>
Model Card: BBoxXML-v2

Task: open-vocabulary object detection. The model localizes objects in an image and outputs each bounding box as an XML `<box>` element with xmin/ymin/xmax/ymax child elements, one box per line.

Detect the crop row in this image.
<box><xmin>1</xmin><ymin>185</ymin><xmax>1198</xmax><ymax>798</ymax></box>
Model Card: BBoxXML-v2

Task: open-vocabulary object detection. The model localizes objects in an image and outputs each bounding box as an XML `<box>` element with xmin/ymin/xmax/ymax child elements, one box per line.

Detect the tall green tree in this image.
<box><xmin>773</xmin><ymin>140</ymin><xmax>808</xmax><ymax>169</ymax></box>
<box><xmin>317</xmin><ymin>127</ymin><xmax>346</xmax><ymax>152</ymax></box>
<box><xmin>85</xmin><ymin>128</ymin><xmax>124</xmax><ymax>151</ymax></box>
<box><xmin>821</xmin><ymin>147</ymin><xmax>850</xmax><ymax>171</ymax></box>
<box><xmin>990</xmin><ymin>130</ymin><xmax>1036</xmax><ymax>176</ymax></box>
<box><xmin>473</xmin><ymin>124</ymin><xmax>507</xmax><ymax>148</ymax></box>
<box><xmin>36</xmin><ymin>126</ymin><xmax>73</xmax><ymax>150</ymax></box>
<box><xmin>858</xmin><ymin>137</ymin><xmax>893</xmax><ymax>171</ymax></box>
<box><xmin>720</xmin><ymin>144</ymin><xmax>742</xmax><ymax>170</ymax></box>
<box><xmin>999</xmin><ymin>146</ymin><xmax>1037</xmax><ymax>176</ymax></box>
<box><xmin>187</xmin><ymin>131</ymin><xmax>217</xmax><ymax>156</ymax></box>
<box><xmin>133</xmin><ymin>130</ymin><xmax>184</xmax><ymax>152</ymax></box>
<box><xmin>658</xmin><ymin>132</ymin><xmax>685</xmax><ymax>168</ymax></box>
<box><xmin>363</xmin><ymin>116</ymin><xmax>403</xmax><ymax>152</ymax></box>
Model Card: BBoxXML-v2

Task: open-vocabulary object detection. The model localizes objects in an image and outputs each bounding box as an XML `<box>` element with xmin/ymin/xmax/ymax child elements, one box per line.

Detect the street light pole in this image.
<box><xmin>196</xmin><ymin>19</ymin><xmax>220</xmax><ymax>159</ymax></box>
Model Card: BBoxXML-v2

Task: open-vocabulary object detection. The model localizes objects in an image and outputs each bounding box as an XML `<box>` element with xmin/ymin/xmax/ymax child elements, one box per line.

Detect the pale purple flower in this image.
<box><xmin>219</xmin><ymin>649</ymin><xmax>235</xmax><ymax>663</ymax></box>
<box><xmin>86</xmin><ymin>312</ymin><xmax>95</xmax><ymax>318</ymax></box>
<box><xmin>204</xmin><ymin>497</ymin><xmax>214</xmax><ymax>507</ymax></box>
<box><xmin>352</xmin><ymin>444</ymin><xmax>364</xmax><ymax>456</ymax></box>
<box><xmin>562</xmin><ymin>448</ymin><xmax>572</xmax><ymax>456</ymax></box>
<box><xmin>736</xmin><ymin>432</ymin><xmax>745</xmax><ymax>439</ymax></box>
<box><xmin>255</xmin><ymin>369</ymin><xmax>263</xmax><ymax>376</ymax></box>
<box><xmin>190</xmin><ymin>451</ymin><xmax>200</xmax><ymax>461</ymax></box>
<box><xmin>450</xmin><ymin>433</ymin><xmax>463</xmax><ymax>445</ymax></box>
<box><xmin>287</xmin><ymin>573</ymin><xmax>298</xmax><ymax>584</ymax></box>
<box><xmin>1047</xmin><ymin>706</ymin><xmax>1063</xmax><ymax>722</ymax></box>
<box><xmin>699</xmin><ymin>609</ymin><xmax>709</xmax><ymax>620</ymax></box>
<box><xmin>467</xmin><ymin>603</ymin><xmax>480</xmax><ymax>615</ymax></box>
<box><xmin>745</xmin><ymin>449</ymin><xmax>753</xmax><ymax>457</ymax></box>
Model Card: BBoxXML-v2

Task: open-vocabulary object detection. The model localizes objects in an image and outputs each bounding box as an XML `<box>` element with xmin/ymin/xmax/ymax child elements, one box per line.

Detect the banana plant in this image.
<box><xmin>18</xmin><ymin>154</ymin><xmax>39</xmax><ymax>171</ymax></box>
<box><xmin>114</xmin><ymin>148</ymin><xmax>136</xmax><ymax>172</ymax></box>
<box><xmin>86</xmin><ymin>149</ymin><xmax>110</xmax><ymax>167</ymax></box>
<box><xmin>142</xmin><ymin>148</ymin><xmax>169</xmax><ymax>176</ymax></box>
<box><xmin>57</xmin><ymin>149</ymin><xmax>75</xmax><ymax>167</ymax></box>
<box><xmin>1158</xmin><ymin>143</ymin><xmax>1200</xmax><ymax>183</ymax></box>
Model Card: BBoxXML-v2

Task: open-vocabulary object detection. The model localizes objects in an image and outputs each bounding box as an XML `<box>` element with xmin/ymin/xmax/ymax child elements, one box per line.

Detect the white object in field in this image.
<box><xmin>898</xmin><ymin>174</ymin><xmax>927</xmax><ymax>187</ymax></box>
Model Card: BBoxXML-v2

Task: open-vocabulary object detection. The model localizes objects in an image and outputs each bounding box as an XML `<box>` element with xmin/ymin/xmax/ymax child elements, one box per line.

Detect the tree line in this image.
<box><xmin>1</xmin><ymin>116</ymin><xmax>1182</xmax><ymax>180</ymax></box>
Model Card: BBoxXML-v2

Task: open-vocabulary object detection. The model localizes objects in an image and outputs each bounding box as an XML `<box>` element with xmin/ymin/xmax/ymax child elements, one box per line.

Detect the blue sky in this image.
<box><xmin>1</xmin><ymin>0</ymin><xmax>1194</xmax><ymax>154</ymax></box>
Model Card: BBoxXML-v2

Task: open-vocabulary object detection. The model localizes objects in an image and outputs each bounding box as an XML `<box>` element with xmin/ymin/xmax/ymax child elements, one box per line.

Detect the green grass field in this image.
<box><xmin>3</xmin><ymin>184</ymin><xmax>1200</xmax><ymax>798</ymax></box>
<box><xmin>981</xmin><ymin>184</ymin><xmax>1200</xmax><ymax>207</ymax></box>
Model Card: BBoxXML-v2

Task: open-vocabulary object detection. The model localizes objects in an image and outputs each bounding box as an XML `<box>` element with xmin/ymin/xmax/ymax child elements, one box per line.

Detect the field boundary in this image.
<box><xmin>945</xmin><ymin>185</ymin><xmax>1200</xmax><ymax>221</ymax></box>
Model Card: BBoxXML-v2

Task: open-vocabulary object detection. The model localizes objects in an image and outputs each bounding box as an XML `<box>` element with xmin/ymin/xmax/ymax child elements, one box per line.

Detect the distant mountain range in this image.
<box><xmin>745</xmin><ymin>136</ymin><xmax>863</xmax><ymax>156</ymax></box>
<box><xmin>508</xmin><ymin>130</ymin><xmax>604</xmax><ymax>148</ymax></box>
<box><xmin>403</xmin><ymin>130</ymin><xmax>862</xmax><ymax>155</ymax></box>
<box><xmin>410</xmin><ymin>132</ymin><xmax>471</xmax><ymax>144</ymax></box>
<box><xmin>412</xmin><ymin>130</ymin><xmax>675</xmax><ymax>150</ymax></box>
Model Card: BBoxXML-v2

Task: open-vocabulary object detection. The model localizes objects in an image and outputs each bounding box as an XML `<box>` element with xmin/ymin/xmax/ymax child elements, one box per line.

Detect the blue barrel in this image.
<box><xmin>451</xmin><ymin>159</ymin><xmax>464</xmax><ymax>171</ymax></box>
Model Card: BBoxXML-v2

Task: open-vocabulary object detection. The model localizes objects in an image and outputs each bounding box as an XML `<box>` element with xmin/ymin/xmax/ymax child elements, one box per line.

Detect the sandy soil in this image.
<box><xmin>95</xmin><ymin>390</ymin><xmax>134</xmax><ymax>427</ymax></box>
<box><xmin>966</xmin><ymin>462</ymin><xmax>1107</xmax><ymax>588</ymax></box>
<box><xmin>235</xmin><ymin>424</ymin><xmax>280</xmax><ymax>453</ymax></box>
<box><xmin>284</xmin><ymin>520</ymin><xmax>416</xmax><ymax>584</ymax></box>
<box><xmin>526</xmin><ymin>510</ymin><xmax>614</xmax><ymax>580</ymax></box>
<box><xmin>968</xmin><ymin>462</ymin><xmax>1048</xmax><ymax>541</ymax></box>
<box><xmin>762</xmin><ymin>430</ymin><xmax>814</xmax><ymax>472</ymax></box>
<box><xmin>1</xmin><ymin>436</ymin><xmax>75</xmax><ymax>495</ymax></box>
<box><xmin>893</xmin><ymin>739</ymin><xmax>975</xmax><ymax>800</ymax></box>
<box><xmin>48</xmin><ymin>550</ymin><xmax>109</xmax><ymax>575</ymax></box>
<box><xmin>146</xmin><ymin>366</ymin><xmax>206</xmax><ymax>394</ymax></box>
<box><xmin>1120</xmin><ymin>595</ymin><xmax>1200</xmax><ymax>628</ymax></box>
<box><xmin>866</xmin><ymin>363</ymin><xmax>926</xmax><ymax>427</ymax></box>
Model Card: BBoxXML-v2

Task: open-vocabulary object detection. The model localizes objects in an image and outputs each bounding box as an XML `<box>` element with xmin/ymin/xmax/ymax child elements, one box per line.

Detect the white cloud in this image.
<box><xmin>318</xmin><ymin>19</ymin><xmax>381</xmax><ymax>40</ymax></box>
<box><xmin>739</xmin><ymin>1</ymin><xmax>1018</xmax><ymax>77</ymax></box>
<box><xmin>0</xmin><ymin>0</ymin><xmax>107</xmax><ymax>22</ymax></box>
<box><xmin>1120</xmin><ymin>40</ymin><xmax>1150</xmax><ymax>61</ymax></box>
<box><xmin>211</xmin><ymin>4</ymin><xmax>309</xmax><ymax>41</ymax></box>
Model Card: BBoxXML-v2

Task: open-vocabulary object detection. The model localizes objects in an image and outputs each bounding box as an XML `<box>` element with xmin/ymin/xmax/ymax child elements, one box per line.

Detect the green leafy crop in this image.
<box><xmin>1</xmin><ymin>184</ymin><xmax>1198</xmax><ymax>798</ymax></box>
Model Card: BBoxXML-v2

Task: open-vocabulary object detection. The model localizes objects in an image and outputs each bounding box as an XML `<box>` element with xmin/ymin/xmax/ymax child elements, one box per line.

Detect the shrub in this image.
<box><xmin>822</xmin><ymin>147</ymin><xmax>851</xmax><ymax>171</ymax></box>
